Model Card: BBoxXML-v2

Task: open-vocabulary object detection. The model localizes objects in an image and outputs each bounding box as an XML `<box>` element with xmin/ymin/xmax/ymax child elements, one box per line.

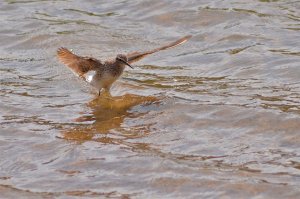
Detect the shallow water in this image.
<box><xmin>0</xmin><ymin>0</ymin><xmax>300</xmax><ymax>198</ymax></box>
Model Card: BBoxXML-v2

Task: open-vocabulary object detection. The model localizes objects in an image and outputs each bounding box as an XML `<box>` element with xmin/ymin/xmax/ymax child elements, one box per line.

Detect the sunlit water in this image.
<box><xmin>0</xmin><ymin>0</ymin><xmax>300</xmax><ymax>198</ymax></box>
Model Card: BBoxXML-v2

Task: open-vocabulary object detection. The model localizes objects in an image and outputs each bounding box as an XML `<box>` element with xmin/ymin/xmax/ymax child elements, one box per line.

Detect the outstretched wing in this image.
<box><xmin>57</xmin><ymin>47</ymin><xmax>102</xmax><ymax>76</ymax></box>
<box><xmin>126</xmin><ymin>35</ymin><xmax>192</xmax><ymax>64</ymax></box>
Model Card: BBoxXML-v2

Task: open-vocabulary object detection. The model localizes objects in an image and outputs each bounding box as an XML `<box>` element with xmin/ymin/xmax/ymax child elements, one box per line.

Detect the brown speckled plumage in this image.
<box><xmin>57</xmin><ymin>35</ymin><xmax>191</xmax><ymax>95</ymax></box>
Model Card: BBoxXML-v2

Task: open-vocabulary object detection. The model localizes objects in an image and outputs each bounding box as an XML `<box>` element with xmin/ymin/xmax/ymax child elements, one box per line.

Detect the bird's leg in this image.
<box><xmin>98</xmin><ymin>88</ymin><xmax>104</xmax><ymax>97</ymax></box>
<box><xmin>102</xmin><ymin>88</ymin><xmax>112</xmax><ymax>99</ymax></box>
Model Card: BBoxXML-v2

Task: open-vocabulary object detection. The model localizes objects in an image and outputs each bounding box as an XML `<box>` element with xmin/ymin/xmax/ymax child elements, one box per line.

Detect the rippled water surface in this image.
<box><xmin>1</xmin><ymin>0</ymin><xmax>300</xmax><ymax>198</ymax></box>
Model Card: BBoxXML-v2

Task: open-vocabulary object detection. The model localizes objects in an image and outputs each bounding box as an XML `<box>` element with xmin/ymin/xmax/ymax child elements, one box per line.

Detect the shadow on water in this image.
<box><xmin>61</xmin><ymin>93</ymin><xmax>231</xmax><ymax>170</ymax></box>
<box><xmin>61</xmin><ymin>93</ymin><xmax>159</xmax><ymax>143</ymax></box>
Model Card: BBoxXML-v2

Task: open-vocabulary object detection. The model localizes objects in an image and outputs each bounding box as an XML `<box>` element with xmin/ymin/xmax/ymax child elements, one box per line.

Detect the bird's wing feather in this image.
<box><xmin>126</xmin><ymin>35</ymin><xmax>192</xmax><ymax>64</ymax></box>
<box><xmin>57</xmin><ymin>47</ymin><xmax>102</xmax><ymax>76</ymax></box>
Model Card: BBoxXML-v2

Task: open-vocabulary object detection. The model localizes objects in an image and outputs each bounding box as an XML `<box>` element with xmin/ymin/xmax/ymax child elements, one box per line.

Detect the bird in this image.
<box><xmin>57</xmin><ymin>35</ymin><xmax>192</xmax><ymax>96</ymax></box>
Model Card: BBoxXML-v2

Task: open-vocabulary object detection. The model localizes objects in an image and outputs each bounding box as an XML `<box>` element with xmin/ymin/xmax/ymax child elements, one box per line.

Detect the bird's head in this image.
<box><xmin>116</xmin><ymin>54</ymin><xmax>133</xmax><ymax>69</ymax></box>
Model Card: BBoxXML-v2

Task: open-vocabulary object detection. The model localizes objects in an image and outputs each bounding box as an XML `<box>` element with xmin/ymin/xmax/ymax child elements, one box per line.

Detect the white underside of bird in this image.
<box><xmin>84</xmin><ymin>70</ymin><xmax>119</xmax><ymax>91</ymax></box>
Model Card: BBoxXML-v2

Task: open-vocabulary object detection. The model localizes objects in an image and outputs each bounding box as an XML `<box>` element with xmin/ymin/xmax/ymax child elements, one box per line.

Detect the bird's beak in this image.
<box><xmin>119</xmin><ymin>59</ymin><xmax>133</xmax><ymax>69</ymax></box>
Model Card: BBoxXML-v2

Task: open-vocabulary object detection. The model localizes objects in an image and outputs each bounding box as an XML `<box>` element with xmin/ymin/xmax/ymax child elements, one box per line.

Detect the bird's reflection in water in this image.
<box><xmin>62</xmin><ymin>93</ymin><xmax>160</xmax><ymax>144</ymax></box>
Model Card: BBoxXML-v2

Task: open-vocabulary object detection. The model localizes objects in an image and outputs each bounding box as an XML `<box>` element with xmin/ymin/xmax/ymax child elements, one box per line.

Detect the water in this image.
<box><xmin>0</xmin><ymin>0</ymin><xmax>300</xmax><ymax>198</ymax></box>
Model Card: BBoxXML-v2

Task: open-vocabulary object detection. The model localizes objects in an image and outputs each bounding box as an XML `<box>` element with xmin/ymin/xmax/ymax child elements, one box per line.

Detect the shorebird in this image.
<box><xmin>57</xmin><ymin>35</ymin><xmax>191</xmax><ymax>96</ymax></box>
